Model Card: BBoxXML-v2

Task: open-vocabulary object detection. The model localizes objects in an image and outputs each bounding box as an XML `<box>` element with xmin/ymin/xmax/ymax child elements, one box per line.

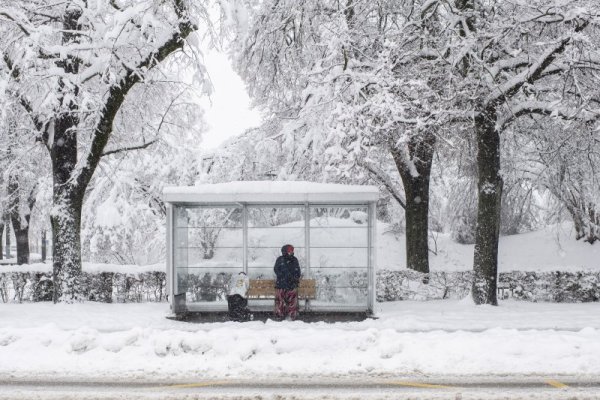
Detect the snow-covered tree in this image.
<box><xmin>202</xmin><ymin>118</ymin><xmax>332</xmax><ymax>184</ymax></box>
<box><xmin>233</xmin><ymin>0</ymin><xmax>600</xmax><ymax>305</ymax></box>
<box><xmin>232</xmin><ymin>0</ymin><xmax>453</xmax><ymax>274</ymax></box>
<box><xmin>82</xmin><ymin>93</ymin><xmax>205</xmax><ymax>265</ymax></box>
<box><xmin>437</xmin><ymin>0</ymin><xmax>600</xmax><ymax>305</ymax></box>
<box><xmin>0</xmin><ymin>104</ymin><xmax>47</xmax><ymax>264</ymax></box>
<box><xmin>435</xmin><ymin>129</ymin><xmax>543</xmax><ymax>244</ymax></box>
<box><xmin>0</xmin><ymin>0</ymin><xmax>211</xmax><ymax>300</ymax></box>
<box><xmin>527</xmin><ymin>119</ymin><xmax>600</xmax><ymax>243</ymax></box>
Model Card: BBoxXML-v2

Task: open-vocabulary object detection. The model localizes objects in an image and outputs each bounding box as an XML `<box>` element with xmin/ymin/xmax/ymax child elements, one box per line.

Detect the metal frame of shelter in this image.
<box><xmin>164</xmin><ymin>182</ymin><xmax>378</xmax><ymax>316</ymax></box>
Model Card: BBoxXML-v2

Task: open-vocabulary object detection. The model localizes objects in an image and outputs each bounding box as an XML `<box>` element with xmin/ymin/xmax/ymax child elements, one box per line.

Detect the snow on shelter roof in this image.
<box><xmin>163</xmin><ymin>181</ymin><xmax>379</xmax><ymax>204</ymax></box>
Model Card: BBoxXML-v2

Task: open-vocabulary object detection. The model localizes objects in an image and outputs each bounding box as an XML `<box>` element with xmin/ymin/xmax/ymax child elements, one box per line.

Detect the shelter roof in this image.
<box><xmin>163</xmin><ymin>181</ymin><xmax>379</xmax><ymax>204</ymax></box>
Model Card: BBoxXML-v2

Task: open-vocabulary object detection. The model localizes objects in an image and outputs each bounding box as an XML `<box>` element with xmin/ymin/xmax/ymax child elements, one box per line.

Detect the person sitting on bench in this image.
<box><xmin>227</xmin><ymin>272</ymin><xmax>251</xmax><ymax>321</ymax></box>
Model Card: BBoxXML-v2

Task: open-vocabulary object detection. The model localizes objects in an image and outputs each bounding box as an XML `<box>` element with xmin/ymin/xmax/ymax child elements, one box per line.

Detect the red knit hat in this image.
<box><xmin>285</xmin><ymin>244</ymin><xmax>294</xmax><ymax>255</ymax></box>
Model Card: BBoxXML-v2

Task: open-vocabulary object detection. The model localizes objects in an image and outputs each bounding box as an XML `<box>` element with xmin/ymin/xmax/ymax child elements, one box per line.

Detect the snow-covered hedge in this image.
<box><xmin>498</xmin><ymin>271</ymin><xmax>600</xmax><ymax>302</ymax></box>
<box><xmin>0</xmin><ymin>271</ymin><xmax>166</xmax><ymax>303</ymax></box>
<box><xmin>376</xmin><ymin>270</ymin><xmax>600</xmax><ymax>302</ymax></box>
<box><xmin>376</xmin><ymin>270</ymin><xmax>473</xmax><ymax>301</ymax></box>
<box><xmin>1</xmin><ymin>267</ymin><xmax>599</xmax><ymax>303</ymax></box>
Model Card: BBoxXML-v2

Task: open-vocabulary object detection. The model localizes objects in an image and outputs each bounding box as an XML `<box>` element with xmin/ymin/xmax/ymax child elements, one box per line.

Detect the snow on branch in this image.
<box><xmin>487</xmin><ymin>56</ymin><xmax>532</xmax><ymax>79</ymax></box>
<box><xmin>109</xmin><ymin>0</ymin><xmax>122</xmax><ymax>11</ymax></box>
<box><xmin>485</xmin><ymin>13</ymin><xmax>592</xmax><ymax>109</ymax></box>
<box><xmin>359</xmin><ymin>159</ymin><xmax>406</xmax><ymax>209</ymax></box>
<box><xmin>498</xmin><ymin>101</ymin><xmax>600</xmax><ymax>131</ymax></box>
<box><xmin>397</xmin><ymin>138</ymin><xmax>421</xmax><ymax>175</ymax></box>
<box><xmin>2</xmin><ymin>53</ymin><xmax>45</xmax><ymax>135</ymax></box>
<box><xmin>420</xmin><ymin>0</ymin><xmax>441</xmax><ymax>18</ymax></box>
<box><xmin>0</xmin><ymin>9</ymin><xmax>33</xmax><ymax>36</ymax></box>
<box><xmin>484</xmin><ymin>37</ymin><xmax>573</xmax><ymax>107</ymax></box>
<box><xmin>101</xmin><ymin>139</ymin><xmax>159</xmax><ymax>157</ymax></box>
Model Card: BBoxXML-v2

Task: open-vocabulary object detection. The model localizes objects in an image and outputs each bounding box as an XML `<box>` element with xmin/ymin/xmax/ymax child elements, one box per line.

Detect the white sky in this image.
<box><xmin>198</xmin><ymin>51</ymin><xmax>262</xmax><ymax>150</ymax></box>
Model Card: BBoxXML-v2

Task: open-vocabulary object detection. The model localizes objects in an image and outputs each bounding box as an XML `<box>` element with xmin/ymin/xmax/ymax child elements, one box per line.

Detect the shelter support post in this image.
<box><xmin>368</xmin><ymin>201</ymin><xmax>377</xmax><ymax>315</ymax></box>
<box><xmin>304</xmin><ymin>203</ymin><xmax>311</xmax><ymax>311</ymax></box>
<box><xmin>166</xmin><ymin>204</ymin><xmax>174</xmax><ymax>311</ymax></box>
<box><xmin>243</xmin><ymin>203</ymin><xmax>248</xmax><ymax>274</ymax></box>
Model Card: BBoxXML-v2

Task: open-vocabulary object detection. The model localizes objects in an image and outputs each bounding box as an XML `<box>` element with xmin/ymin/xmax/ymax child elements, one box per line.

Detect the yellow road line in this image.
<box><xmin>155</xmin><ymin>381</ymin><xmax>228</xmax><ymax>389</ymax></box>
<box><xmin>388</xmin><ymin>381</ymin><xmax>455</xmax><ymax>389</ymax></box>
<box><xmin>546</xmin><ymin>379</ymin><xmax>569</xmax><ymax>389</ymax></box>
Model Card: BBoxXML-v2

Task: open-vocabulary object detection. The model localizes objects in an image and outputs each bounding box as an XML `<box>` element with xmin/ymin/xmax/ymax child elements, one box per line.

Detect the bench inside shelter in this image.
<box><xmin>248</xmin><ymin>279</ymin><xmax>317</xmax><ymax>302</ymax></box>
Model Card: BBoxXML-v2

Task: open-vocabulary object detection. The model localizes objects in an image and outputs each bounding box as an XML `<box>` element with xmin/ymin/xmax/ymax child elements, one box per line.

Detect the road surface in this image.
<box><xmin>1</xmin><ymin>376</ymin><xmax>599</xmax><ymax>399</ymax></box>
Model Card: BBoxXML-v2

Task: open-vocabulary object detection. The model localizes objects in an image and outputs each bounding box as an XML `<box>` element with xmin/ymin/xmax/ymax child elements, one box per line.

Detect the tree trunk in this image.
<box><xmin>41</xmin><ymin>229</ymin><xmax>47</xmax><ymax>262</ymax></box>
<box><xmin>472</xmin><ymin>108</ymin><xmax>502</xmax><ymax>305</ymax></box>
<box><xmin>51</xmin><ymin>197</ymin><xmax>83</xmax><ymax>302</ymax></box>
<box><xmin>5</xmin><ymin>214</ymin><xmax>11</xmax><ymax>259</ymax></box>
<box><xmin>391</xmin><ymin>131</ymin><xmax>436</xmax><ymax>274</ymax></box>
<box><xmin>0</xmin><ymin>220</ymin><xmax>4</xmax><ymax>260</ymax></box>
<box><xmin>403</xmin><ymin>188</ymin><xmax>431</xmax><ymax>274</ymax></box>
<box><xmin>50</xmin><ymin>172</ymin><xmax>84</xmax><ymax>302</ymax></box>
<box><xmin>563</xmin><ymin>200</ymin><xmax>600</xmax><ymax>244</ymax></box>
<box><xmin>13</xmin><ymin>228</ymin><xmax>30</xmax><ymax>265</ymax></box>
<box><xmin>45</xmin><ymin>2</ymin><xmax>195</xmax><ymax>301</ymax></box>
<box><xmin>8</xmin><ymin>175</ymin><xmax>31</xmax><ymax>265</ymax></box>
<box><xmin>48</xmin><ymin>6</ymin><xmax>84</xmax><ymax>301</ymax></box>
<box><xmin>50</xmin><ymin>107</ymin><xmax>84</xmax><ymax>302</ymax></box>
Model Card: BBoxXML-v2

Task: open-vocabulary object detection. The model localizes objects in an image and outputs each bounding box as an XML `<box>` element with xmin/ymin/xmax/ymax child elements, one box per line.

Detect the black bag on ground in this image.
<box><xmin>227</xmin><ymin>294</ymin><xmax>250</xmax><ymax>321</ymax></box>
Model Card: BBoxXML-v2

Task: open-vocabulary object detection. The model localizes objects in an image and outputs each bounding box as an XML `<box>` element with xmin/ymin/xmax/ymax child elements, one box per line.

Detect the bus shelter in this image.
<box><xmin>164</xmin><ymin>181</ymin><xmax>378</xmax><ymax>316</ymax></box>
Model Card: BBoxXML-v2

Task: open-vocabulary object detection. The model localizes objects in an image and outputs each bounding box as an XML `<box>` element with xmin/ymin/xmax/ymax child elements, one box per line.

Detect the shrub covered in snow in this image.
<box><xmin>499</xmin><ymin>271</ymin><xmax>600</xmax><ymax>302</ymax></box>
<box><xmin>0</xmin><ymin>271</ymin><xmax>166</xmax><ymax>304</ymax></box>
<box><xmin>376</xmin><ymin>269</ymin><xmax>600</xmax><ymax>302</ymax></box>
<box><xmin>376</xmin><ymin>270</ymin><xmax>473</xmax><ymax>301</ymax></box>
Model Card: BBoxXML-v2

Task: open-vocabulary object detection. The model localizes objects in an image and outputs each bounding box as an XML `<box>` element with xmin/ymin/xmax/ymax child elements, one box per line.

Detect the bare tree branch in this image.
<box><xmin>359</xmin><ymin>159</ymin><xmax>406</xmax><ymax>209</ymax></box>
<box><xmin>498</xmin><ymin>101</ymin><xmax>600</xmax><ymax>131</ymax></box>
<box><xmin>109</xmin><ymin>0</ymin><xmax>122</xmax><ymax>11</ymax></box>
<box><xmin>0</xmin><ymin>10</ymin><xmax>32</xmax><ymax>36</ymax></box>
<box><xmin>101</xmin><ymin>139</ymin><xmax>159</xmax><ymax>157</ymax></box>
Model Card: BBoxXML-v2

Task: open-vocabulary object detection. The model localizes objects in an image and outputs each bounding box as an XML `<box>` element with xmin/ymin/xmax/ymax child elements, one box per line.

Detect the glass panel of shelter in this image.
<box><xmin>174</xmin><ymin>205</ymin><xmax>243</xmax><ymax>304</ymax></box>
<box><xmin>173</xmin><ymin>204</ymin><xmax>370</xmax><ymax>308</ymax></box>
<box><xmin>173</xmin><ymin>206</ymin><xmax>188</xmax><ymax>296</ymax></box>
<box><xmin>247</xmin><ymin>205</ymin><xmax>305</xmax><ymax>280</ymax></box>
<box><xmin>309</xmin><ymin>206</ymin><xmax>369</xmax><ymax>306</ymax></box>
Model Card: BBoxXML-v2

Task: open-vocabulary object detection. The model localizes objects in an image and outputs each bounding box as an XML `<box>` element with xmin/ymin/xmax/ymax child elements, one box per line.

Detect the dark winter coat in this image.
<box><xmin>274</xmin><ymin>254</ymin><xmax>301</xmax><ymax>290</ymax></box>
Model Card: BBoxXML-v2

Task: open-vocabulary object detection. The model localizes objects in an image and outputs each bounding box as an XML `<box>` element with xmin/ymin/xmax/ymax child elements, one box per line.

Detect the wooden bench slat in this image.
<box><xmin>247</xmin><ymin>279</ymin><xmax>316</xmax><ymax>300</ymax></box>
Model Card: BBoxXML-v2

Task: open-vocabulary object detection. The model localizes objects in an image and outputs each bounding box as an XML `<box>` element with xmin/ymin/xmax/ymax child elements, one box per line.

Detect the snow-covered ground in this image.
<box><xmin>1</xmin><ymin>300</ymin><xmax>599</xmax><ymax>382</ymax></box>
<box><xmin>384</xmin><ymin>223</ymin><xmax>600</xmax><ymax>272</ymax></box>
<box><xmin>1</xmin><ymin>223</ymin><xmax>598</xmax><ymax>387</ymax></box>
